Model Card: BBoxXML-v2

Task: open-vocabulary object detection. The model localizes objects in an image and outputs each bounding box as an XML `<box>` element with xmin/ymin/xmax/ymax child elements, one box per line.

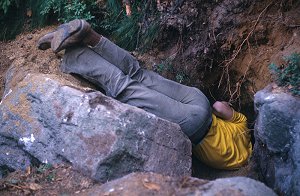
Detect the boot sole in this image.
<box><xmin>37</xmin><ymin>31</ymin><xmax>55</xmax><ymax>50</ymax></box>
<box><xmin>51</xmin><ymin>19</ymin><xmax>82</xmax><ymax>53</ymax></box>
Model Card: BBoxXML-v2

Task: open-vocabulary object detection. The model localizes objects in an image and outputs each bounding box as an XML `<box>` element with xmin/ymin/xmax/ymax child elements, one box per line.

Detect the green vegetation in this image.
<box><xmin>0</xmin><ymin>0</ymin><xmax>14</xmax><ymax>13</ymax></box>
<box><xmin>0</xmin><ymin>0</ymin><xmax>160</xmax><ymax>51</ymax></box>
<box><xmin>0</xmin><ymin>0</ymin><xmax>97</xmax><ymax>39</ymax></box>
<box><xmin>99</xmin><ymin>0</ymin><xmax>160</xmax><ymax>51</ymax></box>
<box><xmin>269</xmin><ymin>53</ymin><xmax>300</xmax><ymax>95</ymax></box>
<box><xmin>39</xmin><ymin>0</ymin><xmax>96</xmax><ymax>25</ymax></box>
<box><xmin>176</xmin><ymin>72</ymin><xmax>189</xmax><ymax>84</ymax></box>
<box><xmin>37</xmin><ymin>163</ymin><xmax>56</xmax><ymax>181</ymax></box>
<box><xmin>155</xmin><ymin>58</ymin><xmax>190</xmax><ymax>84</ymax></box>
<box><xmin>37</xmin><ymin>163</ymin><xmax>52</xmax><ymax>173</ymax></box>
<box><xmin>0</xmin><ymin>0</ymin><xmax>24</xmax><ymax>40</ymax></box>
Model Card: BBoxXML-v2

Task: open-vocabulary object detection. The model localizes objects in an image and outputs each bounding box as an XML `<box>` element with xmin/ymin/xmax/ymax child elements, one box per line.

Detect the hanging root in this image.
<box><xmin>229</xmin><ymin>39</ymin><xmax>253</xmax><ymax>104</ymax></box>
<box><xmin>218</xmin><ymin>1</ymin><xmax>274</xmax><ymax>104</ymax></box>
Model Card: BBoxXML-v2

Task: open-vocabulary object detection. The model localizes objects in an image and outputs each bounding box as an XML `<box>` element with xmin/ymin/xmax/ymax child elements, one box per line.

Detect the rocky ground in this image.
<box><xmin>0</xmin><ymin>164</ymin><xmax>95</xmax><ymax>195</ymax></box>
<box><xmin>0</xmin><ymin>0</ymin><xmax>299</xmax><ymax>195</ymax></box>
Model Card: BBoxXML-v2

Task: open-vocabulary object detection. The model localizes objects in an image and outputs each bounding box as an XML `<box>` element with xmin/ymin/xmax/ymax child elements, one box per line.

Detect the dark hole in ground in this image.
<box><xmin>192</xmin><ymin>67</ymin><xmax>258</xmax><ymax>180</ymax></box>
<box><xmin>155</xmin><ymin>26</ymin><xmax>181</xmax><ymax>52</ymax></box>
<box><xmin>191</xmin><ymin>97</ymin><xmax>258</xmax><ymax>180</ymax></box>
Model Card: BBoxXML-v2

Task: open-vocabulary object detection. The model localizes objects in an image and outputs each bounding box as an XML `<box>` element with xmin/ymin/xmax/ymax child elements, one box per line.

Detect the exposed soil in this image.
<box><xmin>0</xmin><ymin>26</ymin><xmax>100</xmax><ymax>100</ymax></box>
<box><xmin>0</xmin><ymin>164</ymin><xmax>96</xmax><ymax>195</ymax></box>
<box><xmin>141</xmin><ymin>0</ymin><xmax>300</xmax><ymax>122</ymax></box>
<box><xmin>0</xmin><ymin>0</ymin><xmax>299</xmax><ymax>194</ymax></box>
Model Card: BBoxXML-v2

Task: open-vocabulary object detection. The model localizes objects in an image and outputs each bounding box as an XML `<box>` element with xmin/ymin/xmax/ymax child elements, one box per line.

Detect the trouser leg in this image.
<box><xmin>61</xmin><ymin>46</ymin><xmax>211</xmax><ymax>139</ymax></box>
<box><xmin>91</xmin><ymin>37</ymin><xmax>212</xmax><ymax>107</ymax></box>
<box><xmin>132</xmin><ymin>69</ymin><xmax>213</xmax><ymax>143</ymax></box>
<box><xmin>91</xmin><ymin>37</ymin><xmax>140</xmax><ymax>77</ymax></box>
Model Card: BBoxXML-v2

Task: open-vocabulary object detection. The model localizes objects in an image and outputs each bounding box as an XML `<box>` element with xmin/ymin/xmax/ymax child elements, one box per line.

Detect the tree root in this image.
<box><xmin>218</xmin><ymin>0</ymin><xmax>275</xmax><ymax>104</ymax></box>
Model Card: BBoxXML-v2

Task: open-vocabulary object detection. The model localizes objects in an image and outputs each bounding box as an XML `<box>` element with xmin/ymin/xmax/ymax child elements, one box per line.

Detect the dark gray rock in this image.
<box><xmin>0</xmin><ymin>72</ymin><xmax>192</xmax><ymax>182</ymax></box>
<box><xmin>207</xmin><ymin>177</ymin><xmax>276</xmax><ymax>196</ymax></box>
<box><xmin>254</xmin><ymin>85</ymin><xmax>300</xmax><ymax>195</ymax></box>
<box><xmin>83</xmin><ymin>172</ymin><xmax>276</xmax><ymax>196</ymax></box>
<box><xmin>0</xmin><ymin>135</ymin><xmax>32</xmax><ymax>179</ymax></box>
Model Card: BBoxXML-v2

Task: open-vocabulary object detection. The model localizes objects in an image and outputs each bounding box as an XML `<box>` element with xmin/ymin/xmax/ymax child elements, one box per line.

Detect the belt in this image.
<box><xmin>189</xmin><ymin>120</ymin><xmax>212</xmax><ymax>146</ymax></box>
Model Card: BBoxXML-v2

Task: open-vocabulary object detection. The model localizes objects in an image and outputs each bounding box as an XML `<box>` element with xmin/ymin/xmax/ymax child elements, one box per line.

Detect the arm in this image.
<box><xmin>212</xmin><ymin>101</ymin><xmax>234</xmax><ymax>121</ymax></box>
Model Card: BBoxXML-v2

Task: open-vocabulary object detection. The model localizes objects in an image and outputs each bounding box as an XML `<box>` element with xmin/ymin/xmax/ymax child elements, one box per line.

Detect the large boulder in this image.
<box><xmin>83</xmin><ymin>172</ymin><xmax>276</xmax><ymax>196</ymax></box>
<box><xmin>254</xmin><ymin>85</ymin><xmax>300</xmax><ymax>195</ymax></box>
<box><xmin>0</xmin><ymin>67</ymin><xmax>192</xmax><ymax>182</ymax></box>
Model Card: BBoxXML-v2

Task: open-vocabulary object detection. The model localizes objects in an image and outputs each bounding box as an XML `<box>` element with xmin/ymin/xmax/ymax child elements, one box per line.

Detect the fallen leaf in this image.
<box><xmin>29</xmin><ymin>183</ymin><xmax>42</xmax><ymax>191</ymax></box>
<box><xmin>25</xmin><ymin>167</ymin><xmax>31</xmax><ymax>176</ymax></box>
<box><xmin>27</xmin><ymin>9</ymin><xmax>32</xmax><ymax>17</ymax></box>
<box><xmin>143</xmin><ymin>181</ymin><xmax>160</xmax><ymax>191</ymax></box>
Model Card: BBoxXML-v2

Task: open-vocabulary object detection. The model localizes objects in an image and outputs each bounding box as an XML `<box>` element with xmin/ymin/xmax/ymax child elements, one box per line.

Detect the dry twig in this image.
<box><xmin>286</xmin><ymin>24</ymin><xmax>300</xmax><ymax>28</ymax></box>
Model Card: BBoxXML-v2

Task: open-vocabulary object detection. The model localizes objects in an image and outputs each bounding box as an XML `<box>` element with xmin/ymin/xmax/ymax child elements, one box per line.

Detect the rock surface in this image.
<box><xmin>254</xmin><ymin>85</ymin><xmax>300</xmax><ymax>195</ymax></box>
<box><xmin>83</xmin><ymin>172</ymin><xmax>276</xmax><ymax>196</ymax></box>
<box><xmin>0</xmin><ymin>67</ymin><xmax>191</xmax><ymax>181</ymax></box>
<box><xmin>0</xmin><ymin>136</ymin><xmax>33</xmax><ymax>178</ymax></box>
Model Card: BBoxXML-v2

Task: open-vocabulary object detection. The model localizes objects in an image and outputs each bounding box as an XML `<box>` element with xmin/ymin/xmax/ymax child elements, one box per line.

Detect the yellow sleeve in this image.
<box><xmin>228</xmin><ymin>110</ymin><xmax>247</xmax><ymax>124</ymax></box>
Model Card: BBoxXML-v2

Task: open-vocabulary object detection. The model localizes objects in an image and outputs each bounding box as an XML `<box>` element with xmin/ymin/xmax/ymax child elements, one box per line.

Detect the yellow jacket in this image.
<box><xmin>193</xmin><ymin>111</ymin><xmax>252</xmax><ymax>170</ymax></box>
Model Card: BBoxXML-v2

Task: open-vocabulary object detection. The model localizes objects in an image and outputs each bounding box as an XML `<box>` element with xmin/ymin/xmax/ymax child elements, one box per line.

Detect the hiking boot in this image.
<box><xmin>37</xmin><ymin>31</ymin><xmax>55</xmax><ymax>50</ymax></box>
<box><xmin>37</xmin><ymin>24</ymin><xmax>68</xmax><ymax>50</ymax></box>
<box><xmin>51</xmin><ymin>19</ymin><xmax>91</xmax><ymax>53</ymax></box>
<box><xmin>36</xmin><ymin>20</ymin><xmax>84</xmax><ymax>51</ymax></box>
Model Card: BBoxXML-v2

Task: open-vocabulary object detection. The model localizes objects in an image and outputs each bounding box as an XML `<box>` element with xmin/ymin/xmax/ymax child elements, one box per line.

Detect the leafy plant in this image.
<box><xmin>61</xmin><ymin>0</ymin><xmax>95</xmax><ymax>23</ymax></box>
<box><xmin>0</xmin><ymin>0</ymin><xmax>10</xmax><ymax>13</ymax></box>
<box><xmin>0</xmin><ymin>0</ymin><xmax>161</xmax><ymax>52</ymax></box>
<box><xmin>40</xmin><ymin>0</ymin><xmax>96</xmax><ymax>25</ymax></box>
<box><xmin>111</xmin><ymin>13</ymin><xmax>141</xmax><ymax>50</ymax></box>
<box><xmin>0</xmin><ymin>0</ymin><xmax>97</xmax><ymax>40</ymax></box>
<box><xmin>37</xmin><ymin>163</ymin><xmax>52</xmax><ymax>173</ymax></box>
<box><xmin>0</xmin><ymin>0</ymin><xmax>19</xmax><ymax>13</ymax></box>
<box><xmin>46</xmin><ymin>171</ymin><xmax>56</xmax><ymax>181</ymax></box>
<box><xmin>39</xmin><ymin>0</ymin><xmax>64</xmax><ymax>17</ymax></box>
<box><xmin>269</xmin><ymin>53</ymin><xmax>300</xmax><ymax>95</ymax></box>
<box><xmin>99</xmin><ymin>0</ymin><xmax>161</xmax><ymax>51</ymax></box>
<box><xmin>154</xmin><ymin>57</ymin><xmax>174</xmax><ymax>73</ymax></box>
<box><xmin>0</xmin><ymin>0</ymin><xmax>25</xmax><ymax>40</ymax></box>
<box><xmin>176</xmin><ymin>72</ymin><xmax>189</xmax><ymax>84</ymax></box>
<box><xmin>155</xmin><ymin>63</ymin><xmax>166</xmax><ymax>73</ymax></box>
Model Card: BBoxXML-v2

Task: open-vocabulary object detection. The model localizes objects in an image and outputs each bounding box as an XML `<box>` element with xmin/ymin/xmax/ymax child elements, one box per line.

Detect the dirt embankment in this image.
<box><xmin>142</xmin><ymin>0</ymin><xmax>300</xmax><ymax>121</ymax></box>
<box><xmin>0</xmin><ymin>26</ymin><xmax>102</xmax><ymax>101</ymax></box>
